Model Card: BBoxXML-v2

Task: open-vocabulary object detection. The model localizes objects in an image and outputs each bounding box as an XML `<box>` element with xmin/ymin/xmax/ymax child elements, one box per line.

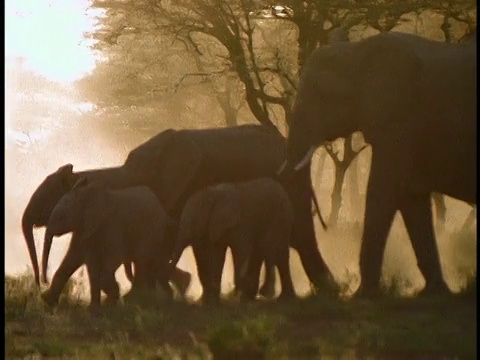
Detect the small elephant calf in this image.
<box><xmin>170</xmin><ymin>177</ymin><xmax>296</xmax><ymax>305</ymax></box>
<box><xmin>42</xmin><ymin>178</ymin><xmax>188</xmax><ymax>310</ymax></box>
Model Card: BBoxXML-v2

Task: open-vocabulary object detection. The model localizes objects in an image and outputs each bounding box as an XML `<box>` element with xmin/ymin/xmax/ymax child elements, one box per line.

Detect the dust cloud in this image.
<box><xmin>5</xmin><ymin>69</ymin><xmax>476</xmax><ymax>303</ymax></box>
<box><xmin>6</xmin><ymin>91</ymin><xmax>477</xmax><ymax>301</ymax></box>
<box><xmin>6</xmin><ymin>90</ymin><xmax>477</xmax><ymax>301</ymax></box>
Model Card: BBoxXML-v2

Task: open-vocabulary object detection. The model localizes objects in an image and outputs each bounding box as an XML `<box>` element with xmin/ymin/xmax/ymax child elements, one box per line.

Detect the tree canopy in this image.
<box><xmin>79</xmin><ymin>0</ymin><xmax>476</xmax><ymax>130</ymax></box>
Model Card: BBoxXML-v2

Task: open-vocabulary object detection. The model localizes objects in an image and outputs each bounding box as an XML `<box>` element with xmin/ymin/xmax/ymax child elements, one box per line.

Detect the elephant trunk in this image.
<box><xmin>21</xmin><ymin>212</ymin><xmax>40</xmax><ymax>286</ymax></box>
<box><xmin>169</xmin><ymin>226</ymin><xmax>192</xmax><ymax>275</ymax></box>
<box><xmin>41</xmin><ymin>229</ymin><xmax>55</xmax><ymax>284</ymax></box>
<box><xmin>283</xmin><ymin>113</ymin><xmax>320</xmax><ymax>175</ymax></box>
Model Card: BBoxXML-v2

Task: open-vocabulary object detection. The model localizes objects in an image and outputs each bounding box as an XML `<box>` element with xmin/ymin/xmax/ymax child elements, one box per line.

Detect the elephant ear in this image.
<box><xmin>316</xmin><ymin>70</ymin><xmax>355</xmax><ymax>98</ymax></box>
<box><xmin>72</xmin><ymin>176</ymin><xmax>88</xmax><ymax>190</ymax></box>
<box><xmin>78</xmin><ymin>184</ymin><xmax>113</xmax><ymax>241</ymax></box>
<box><xmin>209</xmin><ymin>189</ymin><xmax>240</xmax><ymax>244</ymax></box>
<box><xmin>55</xmin><ymin>163</ymin><xmax>75</xmax><ymax>190</ymax></box>
<box><xmin>153</xmin><ymin>135</ymin><xmax>203</xmax><ymax>213</ymax></box>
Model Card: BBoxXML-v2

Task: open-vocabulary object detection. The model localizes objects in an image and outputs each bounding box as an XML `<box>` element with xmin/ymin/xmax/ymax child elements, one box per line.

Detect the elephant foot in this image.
<box><xmin>418</xmin><ymin>282</ymin><xmax>452</xmax><ymax>298</ymax></box>
<box><xmin>202</xmin><ymin>294</ymin><xmax>221</xmax><ymax>307</ymax></box>
<box><xmin>123</xmin><ymin>287</ymin><xmax>148</xmax><ymax>305</ymax></box>
<box><xmin>173</xmin><ymin>270</ymin><xmax>192</xmax><ymax>298</ymax></box>
<box><xmin>41</xmin><ymin>289</ymin><xmax>59</xmax><ymax>308</ymax></box>
<box><xmin>225</xmin><ymin>287</ymin><xmax>240</xmax><ymax>300</ymax></box>
<box><xmin>311</xmin><ymin>274</ymin><xmax>340</xmax><ymax>298</ymax></box>
<box><xmin>259</xmin><ymin>283</ymin><xmax>276</xmax><ymax>299</ymax></box>
<box><xmin>277</xmin><ymin>292</ymin><xmax>296</xmax><ymax>302</ymax></box>
<box><xmin>122</xmin><ymin>290</ymin><xmax>135</xmax><ymax>305</ymax></box>
<box><xmin>354</xmin><ymin>284</ymin><xmax>383</xmax><ymax>300</ymax></box>
<box><xmin>103</xmin><ymin>295</ymin><xmax>119</xmax><ymax>307</ymax></box>
<box><xmin>239</xmin><ymin>291</ymin><xmax>257</xmax><ymax>303</ymax></box>
<box><xmin>88</xmin><ymin>304</ymin><xmax>102</xmax><ymax>316</ymax></box>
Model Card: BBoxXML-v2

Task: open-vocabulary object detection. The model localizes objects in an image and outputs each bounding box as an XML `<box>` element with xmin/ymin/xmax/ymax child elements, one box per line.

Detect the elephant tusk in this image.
<box><xmin>276</xmin><ymin>160</ymin><xmax>288</xmax><ymax>176</ymax></box>
<box><xmin>294</xmin><ymin>146</ymin><xmax>317</xmax><ymax>171</ymax></box>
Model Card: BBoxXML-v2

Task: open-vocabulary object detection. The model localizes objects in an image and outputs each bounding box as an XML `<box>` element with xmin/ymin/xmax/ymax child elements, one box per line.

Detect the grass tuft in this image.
<box><xmin>207</xmin><ymin>315</ymin><xmax>279</xmax><ymax>359</ymax></box>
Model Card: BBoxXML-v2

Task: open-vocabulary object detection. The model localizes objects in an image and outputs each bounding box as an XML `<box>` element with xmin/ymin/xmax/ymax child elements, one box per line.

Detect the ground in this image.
<box><xmin>5</xmin><ymin>273</ymin><xmax>476</xmax><ymax>360</ymax></box>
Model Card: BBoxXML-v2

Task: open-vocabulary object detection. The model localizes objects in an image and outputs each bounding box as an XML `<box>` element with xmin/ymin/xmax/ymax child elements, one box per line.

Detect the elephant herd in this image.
<box><xmin>22</xmin><ymin>31</ymin><xmax>476</xmax><ymax>310</ymax></box>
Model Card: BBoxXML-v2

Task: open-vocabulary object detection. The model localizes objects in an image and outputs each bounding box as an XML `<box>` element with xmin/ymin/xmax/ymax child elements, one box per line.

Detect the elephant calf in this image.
<box><xmin>170</xmin><ymin>177</ymin><xmax>296</xmax><ymax>305</ymax></box>
<box><xmin>42</xmin><ymin>178</ymin><xmax>187</xmax><ymax>310</ymax></box>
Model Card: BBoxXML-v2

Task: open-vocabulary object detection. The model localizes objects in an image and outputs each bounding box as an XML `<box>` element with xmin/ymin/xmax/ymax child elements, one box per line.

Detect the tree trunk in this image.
<box><xmin>432</xmin><ymin>193</ymin><xmax>447</xmax><ymax>227</ymax></box>
<box><xmin>313</xmin><ymin>150</ymin><xmax>327</xmax><ymax>191</ymax></box>
<box><xmin>462</xmin><ymin>206</ymin><xmax>476</xmax><ymax>231</ymax></box>
<box><xmin>216</xmin><ymin>90</ymin><xmax>239</xmax><ymax>127</ymax></box>
<box><xmin>347</xmin><ymin>156</ymin><xmax>361</xmax><ymax>223</ymax></box>
<box><xmin>329</xmin><ymin>166</ymin><xmax>347</xmax><ymax>227</ymax></box>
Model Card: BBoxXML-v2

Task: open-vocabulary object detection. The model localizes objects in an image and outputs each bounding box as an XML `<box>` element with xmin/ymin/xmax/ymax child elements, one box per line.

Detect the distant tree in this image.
<box><xmin>324</xmin><ymin>134</ymin><xmax>368</xmax><ymax>226</ymax></box>
<box><xmin>462</xmin><ymin>205</ymin><xmax>476</xmax><ymax>231</ymax></box>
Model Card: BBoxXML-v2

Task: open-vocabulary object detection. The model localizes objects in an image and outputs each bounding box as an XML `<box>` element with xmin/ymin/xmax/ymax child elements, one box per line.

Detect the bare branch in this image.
<box><xmin>172</xmin><ymin>70</ymin><xmax>228</xmax><ymax>93</ymax></box>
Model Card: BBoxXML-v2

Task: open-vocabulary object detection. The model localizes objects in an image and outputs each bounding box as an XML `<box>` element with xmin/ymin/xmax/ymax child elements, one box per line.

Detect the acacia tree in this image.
<box><xmin>324</xmin><ymin>134</ymin><xmax>368</xmax><ymax>226</ymax></box>
<box><xmin>83</xmin><ymin>0</ymin><xmax>476</xmax><ymax>225</ymax></box>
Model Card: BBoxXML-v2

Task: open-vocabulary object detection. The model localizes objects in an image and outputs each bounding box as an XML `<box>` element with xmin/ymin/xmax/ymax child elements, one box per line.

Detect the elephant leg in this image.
<box><xmin>357</xmin><ymin>152</ymin><xmax>400</xmax><ymax>298</ymax></box>
<box><xmin>100</xmin><ymin>254</ymin><xmax>122</xmax><ymax>306</ymax></box>
<box><xmin>204</xmin><ymin>244</ymin><xmax>228</xmax><ymax>305</ymax></box>
<box><xmin>275</xmin><ymin>248</ymin><xmax>295</xmax><ymax>300</ymax></box>
<box><xmin>400</xmin><ymin>192</ymin><xmax>450</xmax><ymax>296</ymax></box>
<box><xmin>137</xmin><ymin>260</ymin><xmax>158</xmax><ymax>289</ymax></box>
<box><xmin>41</xmin><ymin>238</ymin><xmax>84</xmax><ymax>307</ymax></box>
<box><xmin>86</xmin><ymin>259</ymin><xmax>102</xmax><ymax>312</ymax></box>
<box><xmin>125</xmin><ymin>260</ymin><xmax>171</xmax><ymax>303</ymax></box>
<box><xmin>259</xmin><ymin>261</ymin><xmax>276</xmax><ymax>299</ymax></box>
<box><xmin>288</xmin><ymin>166</ymin><xmax>332</xmax><ymax>292</ymax></box>
<box><xmin>154</xmin><ymin>261</ymin><xmax>174</xmax><ymax>299</ymax></box>
<box><xmin>240</xmin><ymin>252</ymin><xmax>263</xmax><ymax>301</ymax></box>
<box><xmin>170</xmin><ymin>267</ymin><xmax>192</xmax><ymax>297</ymax></box>
<box><xmin>291</xmin><ymin>208</ymin><xmax>333</xmax><ymax>293</ymax></box>
<box><xmin>192</xmin><ymin>245</ymin><xmax>212</xmax><ymax>305</ymax></box>
<box><xmin>102</xmin><ymin>272</ymin><xmax>120</xmax><ymax>307</ymax></box>
<box><xmin>229</xmin><ymin>235</ymin><xmax>251</xmax><ymax>296</ymax></box>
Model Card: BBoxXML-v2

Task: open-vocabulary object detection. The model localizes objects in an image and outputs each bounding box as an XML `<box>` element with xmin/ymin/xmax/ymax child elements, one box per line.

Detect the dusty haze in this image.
<box><xmin>5</xmin><ymin>0</ymin><xmax>476</xmax><ymax>301</ymax></box>
<box><xmin>6</xmin><ymin>103</ymin><xmax>476</xmax><ymax>300</ymax></box>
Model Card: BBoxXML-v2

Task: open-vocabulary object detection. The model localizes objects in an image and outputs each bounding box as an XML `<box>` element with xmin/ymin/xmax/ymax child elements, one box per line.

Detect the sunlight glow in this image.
<box><xmin>5</xmin><ymin>0</ymin><xmax>104</xmax><ymax>84</ymax></box>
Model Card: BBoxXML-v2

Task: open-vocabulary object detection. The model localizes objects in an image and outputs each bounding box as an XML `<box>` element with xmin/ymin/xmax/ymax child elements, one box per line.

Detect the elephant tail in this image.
<box><xmin>169</xmin><ymin>245</ymin><xmax>185</xmax><ymax>270</ymax></box>
<box><xmin>310</xmin><ymin>186</ymin><xmax>328</xmax><ymax>231</ymax></box>
<box><xmin>169</xmin><ymin>198</ymin><xmax>199</xmax><ymax>270</ymax></box>
<box><xmin>169</xmin><ymin>231</ymin><xmax>190</xmax><ymax>274</ymax></box>
<box><xmin>41</xmin><ymin>229</ymin><xmax>55</xmax><ymax>284</ymax></box>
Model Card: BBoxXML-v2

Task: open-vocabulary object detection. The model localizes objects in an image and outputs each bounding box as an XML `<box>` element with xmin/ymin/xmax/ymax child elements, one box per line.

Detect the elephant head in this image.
<box><xmin>23</xmin><ymin>161</ymin><xmax>133</xmax><ymax>287</ymax></box>
<box><xmin>22</xmin><ymin>164</ymin><xmax>76</xmax><ymax>286</ymax></box>
<box><xmin>124</xmin><ymin>129</ymin><xmax>203</xmax><ymax>216</ymax></box>
<box><xmin>41</xmin><ymin>178</ymin><xmax>111</xmax><ymax>284</ymax></box>
<box><xmin>282</xmin><ymin>33</ymin><xmax>423</xmax><ymax>173</ymax></box>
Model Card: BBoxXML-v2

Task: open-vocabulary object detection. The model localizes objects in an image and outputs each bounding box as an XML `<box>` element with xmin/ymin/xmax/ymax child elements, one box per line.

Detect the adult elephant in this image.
<box><xmin>280</xmin><ymin>32</ymin><xmax>476</xmax><ymax>298</ymax></box>
<box><xmin>22</xmin><ymin>125</ymin><xmax>331</xmax><ymax>303</ymax></box>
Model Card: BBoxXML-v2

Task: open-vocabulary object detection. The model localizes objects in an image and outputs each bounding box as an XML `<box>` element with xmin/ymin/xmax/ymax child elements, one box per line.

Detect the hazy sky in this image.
<box><xmin>5</xmin><ymin>0</ymin><xmax>104</xmax><ymax>83</ymax></box>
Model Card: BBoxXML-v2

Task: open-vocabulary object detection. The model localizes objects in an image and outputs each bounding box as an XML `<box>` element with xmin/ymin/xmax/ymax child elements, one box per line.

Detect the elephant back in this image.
<box><xmin>187</xmin><ymin>125</ymin><xmax>286</xmax><ymax>184</ymax></box>
<box><xmin>121</xmin><ymin>125</ymin><xmax>287</xmax><ymax>219</ymax></box>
